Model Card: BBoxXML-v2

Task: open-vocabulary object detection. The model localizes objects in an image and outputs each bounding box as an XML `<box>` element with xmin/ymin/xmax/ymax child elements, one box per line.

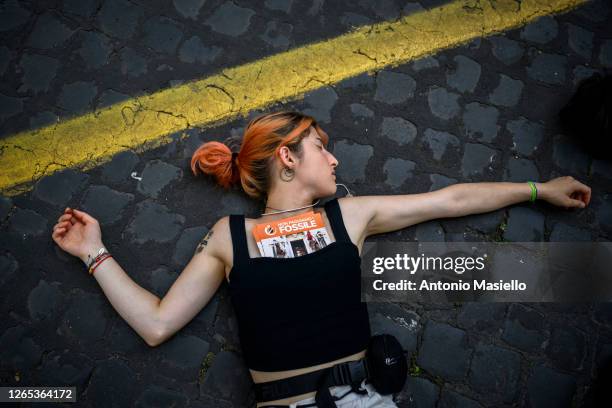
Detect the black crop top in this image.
<box><xmin>227</xmin><ymin>197</ymin><xmax>371</xmax><ymax>371</ymax></box>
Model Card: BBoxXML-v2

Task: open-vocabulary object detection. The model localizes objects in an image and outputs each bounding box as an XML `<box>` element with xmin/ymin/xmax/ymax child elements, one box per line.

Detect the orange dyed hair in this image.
<box><xmin>190</xmin><ymin>111</ymin><xmax>329</xmax><ymax>200</ymax></box>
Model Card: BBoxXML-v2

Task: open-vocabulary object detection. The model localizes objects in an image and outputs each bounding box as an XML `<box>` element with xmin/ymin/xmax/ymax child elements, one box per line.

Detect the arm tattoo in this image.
<box><xmin>196</xmin><ymin>229</ymin><xmax>213</xmax><ymax>254</ymax></box>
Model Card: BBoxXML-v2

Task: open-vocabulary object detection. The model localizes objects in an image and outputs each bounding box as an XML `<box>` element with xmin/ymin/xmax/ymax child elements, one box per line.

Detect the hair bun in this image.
<box><xmin>190</xmin><ymin>141</ymin><xmax>239</xmax><ymax>189</ymax></box>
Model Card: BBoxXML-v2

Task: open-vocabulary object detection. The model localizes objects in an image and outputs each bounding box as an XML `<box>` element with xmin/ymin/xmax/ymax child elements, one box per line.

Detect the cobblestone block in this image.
<box><xmin>428</xmin><ymin>86</ymin><xmax>461</xmax><ymax>120</ymax></box>
<box><xmin>350</xmin><ymin>103</ymin><xmax>374</xmax><ymax>119</ymax></box>
<box><xmin>63</xmin><ymin>0</ymin><xmax>98</xmax><ymax>17</ymax></box>
<box><xmin>86</xmin><ymin>359</ymin><xmax>138</xmax><ymax>408</ymax></box>
<box><xmin>8</xmin><ymin>208</ymin><xmax>48</xmax><ymax>238</ymax></box>
<box><xmin>260</xmin><ymin>21</ymin><xmax>293</xmax><ymax>50</ymax></box>
<box><xmin>0</xmin><ymin>195</ymin><xmax>12</xmax><ymax>220</ymax></box>
<box><xmin>26</xmin><ymin>12</ymin><xmax>73</xmax><ymax>49</ymax></box>
<box><xmin>383</xmin><ymin>158</ymin><xmax>416</xmax><ymax>188</ymax></box>
<box><xmin>142</xmin><ymin>17</ymin><xmax>183</xmax><ymax>54</ymax></box>
<box><xmin>32</xmin><ymin>168</ymin><xmax>88</xmax><ymax>207</ymax></box>
<box><xmin>126</xmin><ymin>200</ymin><xmax>186</xmax><ymax>245</ymax></box>
<box><xmin>332</xmin><ymin>139</ymin><xmax>373</xmax><ymax>183</ymax></box>
<box><xmin>173</xmin><ymin>0</ymin><xmax>206</xmax><ymax>20</ymax></box>
<box><xmin>173</xmin><ymin>225</ymin><xmax>209</xmax><ymax>266</ymax></box>
<box><xmin>488</xmin><ymin>74</ymin><xmax>523</xmax><ymax>107</ymax></box>
<box><xmin>461</xmin><ymin>143</ymin><xmax>497</xmax><ymax>178</ymax></box>
<box><xmin>120</xmin><ymin>47</ymin><xmax>148</xmax><ymax>78</ymax></box>
<box><xmin>527</xmin><ymin>364</ymin><xmax>576</xmax><ymax>408</ymax></box>
<box><xmin>501</xmin><ymin>304</ymin><xmax>547</xmax><ymax>352</ymax></box>
<box><xmin>374</xmin><ymin>70</ymin><xmax>416</xmax><ymax>105</ymax></box>
<box><xmin>415</xmin><ymin>221</ymin><xmax>445</xmax><ymax>242</ymax></box>
<box><xmin>58</xmin><ymin>290</ymin><xmax>110</xmax><ymax>342</ymax></box>
<box><xmin>600</xmin><ymin>40</ymin><xmax>612</xmax><ymax>67</ymax></box>
<box><xmin>18</xmin><ymin>54</ymin><xmax>60</xmax><ymax>93</ymax></box>
<box><xmin>205</xmin><ymin>2</ymin><xmax>255</xmax><ymax>37</ymax></box>
<box><xmin>380</xmin><ymin>117</ymin><xmax>417</xmax><ymax>146</ymax></box>
<box><xmin>468</xmin><ymin>344</ymin><xmax>521</xmax><ymax>403</ymax></box>
<box><xmin>97</xmin><ymin>0</ymin><xmax>144</xmax><ymax>39</ymax></box>
<box><xmin>78</xmin><ymin>31</ymin><xmax>112</xmax><ymax>69</ymax></box>
<box><xmin>566</xmin><ymin>23</ymin><xmax>594</xmax><ymax>60</ymax></box>
<box><xmin>488</xmin><ymin>36</ymin><xmax>524</xmax><ymax>65</ymax></box>
<box><xmin>462</xmin><ymin>102</ymin><xmax>500</xmax><ymax>143</ymax></box>
<box><xmin>503</xmin><ymin>157</ymin><xmax>539</xmax><ymax>182</ymax></box>
<box><xmin>179</xmin><ymin>36</ymin><xmax>222</xmax><ymax>64</ymax></box>
<box><xmin>546</xmin><ymin>325</ymin><xmax>586</xmax><ymax>371</ymax></box>
<box><xmin>337</xmin><ymin>72</ymin><xmax>376</xmax><ymax>90</ymax></box>
<box><xmin>412</xmin><ymin>56</ymin><xmax>439</xmax><ymax>71</ymax></box>
<box><xmin>160</xmin><ymin>334</ymin><xmax>210</xmax><ymax>374</ymax></box>
<box><xmin>150</xmin><ymin>266</ymin><xmax>179</xmax><ymax>297</ymax></box>
<box><xmin>520</xmin><ymin>15</ymin><xmax>558</xmax><ymax>44</ymax></box>
<box><xmin>81</xmin><ymin>185</ymin><xmax>133</xmax><ymax>225</ymax></box>
<box><xmin>422</xmin><ymin>128</ymin><xmax>459</xmax><ymax>161</ymax></box>
<box><xmin>303</xmin><ymin>86</ymin><xmax>338</xmax><ymax>123</ymax></box>
<box><xmin>0</xmin><ymin>0</ymin><xmax>31</xmax><ymax>31</ymax></box>
<box><xmin>100</xmin><ymin>150</ymin><xmax>140</xmax><ymax>184</ymax></box>
<box><xmin>0</xmin><ymin>93</ymin><xmax>23</xmax><ymax>121</ymax></box>
<box><xmin>504</xmin><ymin>206</ymin><xmax>544</xmax><ymax>241</ymax></box>
<box><xmin>457</xmin><ymin>303</ymin><xmax>507</xmax><ymax>334</ymax></box>
<box><xmin>526</xmin><ymin>52</ymin><xmax>567</xmax><ymax>85</ymax></box>
<box><xmin>0</xmin><ymin>325</ymin><xmax>42</xmax><ymax>370</ymax></box>
<box><xmin>28</xmin><ymin>280</ymin><xmax>62</xmax><ymax>321</ymax></box>
<box><xmin>265</xmin><ymin>0</ymin><xmax>293</xmax><ymax>13</ymax></box>
<box><xmin>417</xmin><ymin>321</ymin><xmax>472</xmax><ymax>381</ymax></box>
<box><xmin>572</xmin><ymin>65</ymin><xmax>598</xmax><ymax>85</ymax></box>
<box><xmin>428</xmin><ymin>174</ymin><xmax>457</xmax><ymax>191</ymax></box>
<box><xmin>36</xmin><ymin>350</ymin><xmax>94</xmax><ymax>387</ymax></box>
<box><xmin>137</xmin><ymin>159</ymin><xmax>183</xmax><ymax>199</ymax></box>
<box><xmin>446</xmin><ymin>55</ymin><xmax>481</xmax><ymax>93</ymax></box>
<box><xmin>507</xmin><ymin>117</ymin><xmax>544</xmax><ymax>156</ymax></box>
<box><xmin>57</xmin><ymin>81</ymin><xmax>98</xmax><ymax>114</ymax></box>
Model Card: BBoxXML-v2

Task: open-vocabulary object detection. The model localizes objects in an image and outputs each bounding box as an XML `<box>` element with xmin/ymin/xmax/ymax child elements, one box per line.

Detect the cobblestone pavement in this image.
<box><xmin>1</xmin><ymin>0</ymin><xmax>612</xmax><ymax>407</ymax></box>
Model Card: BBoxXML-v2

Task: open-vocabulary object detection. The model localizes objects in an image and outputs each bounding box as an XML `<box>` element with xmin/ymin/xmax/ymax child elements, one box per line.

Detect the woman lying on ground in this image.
<box><xmin>51</xmin><ymin>111</ymin><xmax>591</xmax><ymax>408</ymax></box>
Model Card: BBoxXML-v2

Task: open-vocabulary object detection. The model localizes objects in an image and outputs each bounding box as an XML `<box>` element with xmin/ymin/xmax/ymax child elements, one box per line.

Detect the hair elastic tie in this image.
<box><xmin>527</xmin><ymin>181</ymin><xmax>537</xmax><ymax>203</ymax></box>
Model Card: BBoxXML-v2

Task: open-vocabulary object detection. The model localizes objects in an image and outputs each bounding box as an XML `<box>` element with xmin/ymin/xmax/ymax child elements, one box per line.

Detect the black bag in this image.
<box><xmin>559</xmin><ymin>71</ymin><xmax>612</xmax><ymax>160</ymax></box>
<box><xmin>366</xmin><ymin>334</ymin><xmax>408</xmax><ymax>395</ymax></box>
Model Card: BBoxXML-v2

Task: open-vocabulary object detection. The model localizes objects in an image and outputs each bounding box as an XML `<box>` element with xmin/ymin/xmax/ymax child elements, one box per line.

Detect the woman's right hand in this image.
<box><xmin>52</xmin><ymin>208</ymin><xmax>104</xmax><ymax>263</ymax></box>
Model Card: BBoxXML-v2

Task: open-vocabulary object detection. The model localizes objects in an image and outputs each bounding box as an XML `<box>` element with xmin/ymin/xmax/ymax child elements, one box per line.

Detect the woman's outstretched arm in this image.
<box><xmin>52</xmin><ymin>209</ymin><xmax>228</xmax><ymax>347</ymax></box>
<box><xmin>351</xmin><ymin>176</ymin><xmax>591</xmax><ymax>237</ymax></box>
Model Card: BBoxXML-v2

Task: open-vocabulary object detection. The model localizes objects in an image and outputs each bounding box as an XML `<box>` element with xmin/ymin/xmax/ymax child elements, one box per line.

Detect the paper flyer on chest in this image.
<box><xmin>252</xmin><ymin>211</ymin><xmax>332</xmax><ymax>258</ymax></box>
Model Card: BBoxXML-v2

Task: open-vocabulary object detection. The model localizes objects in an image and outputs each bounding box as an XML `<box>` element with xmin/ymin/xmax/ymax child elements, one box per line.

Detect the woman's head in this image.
<box><xmin>191</xmin><ymin>111</ymin><xmax>338</xmax><ymax>201</ymax></box>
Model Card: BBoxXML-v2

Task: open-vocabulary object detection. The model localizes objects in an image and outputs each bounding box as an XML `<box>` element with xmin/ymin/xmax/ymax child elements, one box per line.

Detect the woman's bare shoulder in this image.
<box><xmin>205</xmin><ymin>216</ymin><xmax>233</xmax><ymax>266</ymax></box>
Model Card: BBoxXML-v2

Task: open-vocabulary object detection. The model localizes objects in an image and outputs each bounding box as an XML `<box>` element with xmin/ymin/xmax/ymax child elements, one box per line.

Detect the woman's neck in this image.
<box><xmin>263</xmin><ymin>191</ymin><xmax>318</xmax><ymax>218</ymax></box>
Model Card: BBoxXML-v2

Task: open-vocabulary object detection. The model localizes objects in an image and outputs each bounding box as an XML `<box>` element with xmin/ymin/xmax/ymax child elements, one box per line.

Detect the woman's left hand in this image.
<box><xmin>539</xmin><ymin>176</ymin><xmax>591</xmax><ymax>209</ymax></box>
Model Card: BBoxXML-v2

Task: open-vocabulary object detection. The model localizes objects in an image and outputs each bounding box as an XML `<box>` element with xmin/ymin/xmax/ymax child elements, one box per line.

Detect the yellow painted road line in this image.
<box><xmin>0</xmin><ymin>0</ymin><xmax>586</xmax><ymax>196</ymax></box>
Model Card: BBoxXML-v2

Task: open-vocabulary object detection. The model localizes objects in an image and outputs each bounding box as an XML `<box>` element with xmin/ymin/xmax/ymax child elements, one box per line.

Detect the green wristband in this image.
<box><xmin>527</xmin><ymin>181</ymin><xmax>537</xmax><ymax>202</ymax></box>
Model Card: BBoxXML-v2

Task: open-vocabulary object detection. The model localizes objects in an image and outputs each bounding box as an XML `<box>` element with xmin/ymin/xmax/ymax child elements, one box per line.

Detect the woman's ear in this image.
<box><xmin>278</xmin><ymin>145</ymin><xmax>297</xmax><ymax>168</ymax></box>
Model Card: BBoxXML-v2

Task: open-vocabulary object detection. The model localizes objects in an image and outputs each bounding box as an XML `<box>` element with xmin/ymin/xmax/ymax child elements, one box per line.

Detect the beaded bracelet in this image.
<box><xmin>527</xmin><ymin>181</ymin><xmax>538</xmax><ymax>203</ymax></box>
<box><xmin>89</xmin><ymin>253</ymin><xmax>113</xmax><ymax>275</ymax></box>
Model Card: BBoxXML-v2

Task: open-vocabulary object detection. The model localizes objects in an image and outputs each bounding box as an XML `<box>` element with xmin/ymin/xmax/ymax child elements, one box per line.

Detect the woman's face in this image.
<box><xmin>295</xmin><ymin>127</ymin><xmax>338</xmax><ymax>197</ymax></box>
